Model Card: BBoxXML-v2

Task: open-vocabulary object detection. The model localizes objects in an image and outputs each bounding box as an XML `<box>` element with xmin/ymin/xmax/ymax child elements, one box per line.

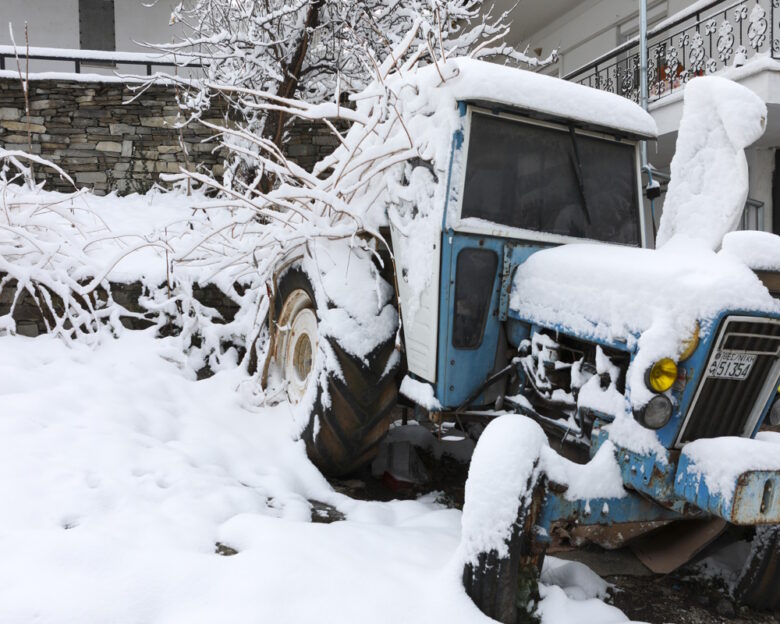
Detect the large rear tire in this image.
<box><xmin>273</xmin><ymin>267</ymin><xmax>399</xmax><ymax>477</ymax></box>
<box><xmin>732</xmin><ymin>524</ymin><xmax>780</xmax><ymax>611</ymax></box>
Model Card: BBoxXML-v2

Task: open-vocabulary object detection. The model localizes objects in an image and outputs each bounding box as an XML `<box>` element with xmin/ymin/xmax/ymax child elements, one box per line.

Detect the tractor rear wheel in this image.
<box><xmin>732</xmin><ymin>523</ymin><xmax>780</xmax><ymax>611</ymax></box>
<box><xmin>273</xmin><ymin>267</ymin><xmax>399</xmax><ymax>477</ymax></box>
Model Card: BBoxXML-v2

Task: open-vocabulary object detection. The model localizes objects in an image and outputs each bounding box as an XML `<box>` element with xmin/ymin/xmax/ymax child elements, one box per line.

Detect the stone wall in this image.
<box><xmin>285</xmin><ymin>119</ymin><xmax>344</xmax><ymax>173</ymax></box>
<box><xmin>0</xmin><ymin>77</ymin><xmax>225</xmax><ymax>195</ymax></box>
<box><xmin>0</xmin><ymin>76</ymin><xmax>345</xmax><ymax>195</ymax></box>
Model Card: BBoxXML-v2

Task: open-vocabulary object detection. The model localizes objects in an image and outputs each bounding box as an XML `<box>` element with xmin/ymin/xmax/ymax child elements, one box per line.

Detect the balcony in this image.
<box><xmin>563</xmin><ymin>0</ymin><xmax>778</xmax><ymax>105</ymax></box>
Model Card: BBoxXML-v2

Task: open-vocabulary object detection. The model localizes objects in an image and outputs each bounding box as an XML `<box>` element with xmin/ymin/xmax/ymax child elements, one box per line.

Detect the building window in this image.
<box><xmin>79</xmin><ymin>0</ymin><xmax>116</xmax><ymax>51</ymax></box>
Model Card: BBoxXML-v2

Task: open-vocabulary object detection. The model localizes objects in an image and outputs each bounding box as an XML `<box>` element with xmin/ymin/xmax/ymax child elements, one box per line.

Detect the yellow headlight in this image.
<box><xmin>679</xmin><ymin>324</ymin><xmax>700</xmax><ymax>361</ymax></box>
<box><xmin>647</xmin><ymin>358</ymin><xmax>678</xmax><ymax>393</ymax></box>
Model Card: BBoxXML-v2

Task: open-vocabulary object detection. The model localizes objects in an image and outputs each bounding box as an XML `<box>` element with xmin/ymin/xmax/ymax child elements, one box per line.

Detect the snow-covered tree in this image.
<box><xmin>157</xmin><ymin>0</ymin><xmax>555</xmax><ymax>188</ymax></box>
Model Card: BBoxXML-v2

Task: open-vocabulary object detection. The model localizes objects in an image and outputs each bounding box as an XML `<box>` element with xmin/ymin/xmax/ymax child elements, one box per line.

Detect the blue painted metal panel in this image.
<box><xmin>434</xmin><ymin>238</ymin><xmax>549</xmax><ymax>408</ymax></box>
<box><xmin>674</xmin><ymin>452</ymin><xmax>780</xmax><ymax>524</ymax></box>
<box><xmin>536</xmin><ymin>490</ymin><xmax>682</xmax><ymax>543</ymax></box>
<box><xmin>591</xmin><ymin>426</ymin><xmax>687</xmax><ymax>510</ymax></box>
<box><xmin>506</xmin><ymin>309</ymin><xmax>636</xmax><ymax>354</ymax></box>
<box><xmin>435</xmin><ymin>234</ymin><xmax>504</xmax><ymax>407</ymax></box>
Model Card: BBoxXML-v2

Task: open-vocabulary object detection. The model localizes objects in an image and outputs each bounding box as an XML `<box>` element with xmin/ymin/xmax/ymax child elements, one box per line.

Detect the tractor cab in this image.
<box><xmin>393</xmin><ymin>99</ymin><xmax>654</xmax><ymax>412</ymax></box>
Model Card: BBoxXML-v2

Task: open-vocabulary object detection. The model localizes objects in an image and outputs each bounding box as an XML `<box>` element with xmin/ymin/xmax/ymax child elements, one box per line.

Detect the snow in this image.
<box><xmin>721</xmin><ymin>230</ymin><xmax>780</xmax><ymax>271</ymax></box>
<box><xmin>510</xmin><ymin>236</ymin><xmax>778</xmax><ymax>410</ymax></box>
<box><xmin>541</xmin><ymin>557</ymin><xmax>610</xmax><ymax>601</ymax></box>
<box><xmin>446</xmin><ymin>58</ymin><xmax>657</xmax><ymax>139</ymax></box>
<box><xmin>537</xmin><ymin>584</ymin><xmax>630</xmax><ymax>624</ymax></box>
<box><xmin>541</xmin><ymin>441</ymin><xmax>627</xmax><ymax>501</ymax></box>
<box><xmin>0</xmin><ymin>330</ymin><xmax>637</xmax><ymax>623</ymax></box>
<box><xmin>655</xmin><ymin>76</ymin><xmax>767</xmax><ymax>249</ymax></box>
<box><xmin>756</xmin><ymin>430</ymin><xmax>780</xmax><ymax>444</ymax></box>
<box><xmin>603</xmin><ymin>413</ymin><xmax>669</xmax><ymax>460</ymax></box>
<box><xmin>682</xmin><ymin>436</ymin><xmax>780</xmax><ymax>499</ymax></box>
<box><xmin>459</xmin><ymin>415</ymin><xmax>547</xmax><ymax>564</ymax></box>
<box><xmin>400</xmin><ymin>375</ymin><xmax>442</xmax><ymax>411</ymax></box>
<box><xmin>302</xmin><ymin>239</ymin><xmax>398</xmax><ymax>361</ymax></box>
<box><xmin>0</xmin><ymin>69</ymin><xmax>176</xmax><ymax>84</ymax></box>
<box><xmin>0</xmin><ymin>44</ymin><xmax>197</xmax><ymax>65</ymax></box>
<box><xmin>0</xmin><ymin>182</ymin><xmax>254</xmax><ymax>288</ymax></box>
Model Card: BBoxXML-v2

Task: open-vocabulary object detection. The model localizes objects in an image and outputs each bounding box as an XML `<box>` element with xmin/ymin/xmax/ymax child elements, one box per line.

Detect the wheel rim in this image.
<box><xmin>276</xmin><ymin>289</ymin><xmax>318</xmax><ymax>403</ymax></box>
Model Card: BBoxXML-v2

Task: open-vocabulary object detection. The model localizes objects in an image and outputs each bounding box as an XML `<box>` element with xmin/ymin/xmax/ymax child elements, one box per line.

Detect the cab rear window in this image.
<box><xmin>461</xmin><ymin>112</ymin><xmax>641</xmax><ymax>246</ymax></box>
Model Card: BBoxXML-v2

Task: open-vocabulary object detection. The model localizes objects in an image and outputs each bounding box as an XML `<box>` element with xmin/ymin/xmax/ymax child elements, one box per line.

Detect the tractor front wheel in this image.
<box><xmin>273</xmin><ymin>267</ymin><xmax>399</xmax><ymax>477</ymax></box>
<box><xmin>732</xmin><ymin>523</ymin><xmax>780</xmax><ymax>611</ymax></box>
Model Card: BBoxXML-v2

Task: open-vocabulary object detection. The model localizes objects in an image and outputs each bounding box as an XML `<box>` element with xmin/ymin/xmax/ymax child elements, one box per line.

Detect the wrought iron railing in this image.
<box><xmin>0</xmin><ymin>45</ymin><xmax>200</xmax><ymax>76</ymax></box>
<box><xmin>563</xmin><ymin>0</ymin><xmax>776</xmax><ymax>104</ymax></box>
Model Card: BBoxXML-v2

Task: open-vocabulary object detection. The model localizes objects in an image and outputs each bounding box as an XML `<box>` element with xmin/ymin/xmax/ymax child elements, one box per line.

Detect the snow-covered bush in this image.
<box><xmin>0</xmin><ymin>149</ymin><xmax>265</xmax><ymax>378</ymax></box>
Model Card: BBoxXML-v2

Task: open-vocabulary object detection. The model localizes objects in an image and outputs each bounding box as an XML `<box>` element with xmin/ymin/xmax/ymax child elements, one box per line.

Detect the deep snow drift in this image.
<box><xmin>0</xmin><ymin>330</ymin><xmax>639</xmax><ymax>624</ymax></box>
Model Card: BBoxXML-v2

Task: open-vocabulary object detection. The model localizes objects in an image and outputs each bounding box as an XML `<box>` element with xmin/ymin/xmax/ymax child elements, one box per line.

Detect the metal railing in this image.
<box><xmin>564</xmin><ymin>0</ymin><xmax>776</xmax><ymax>104</ymax></box>
<box><xmin>0</xmin><ymin>45</ymin><xmax>201</xmax><ymax>76</ymax></box>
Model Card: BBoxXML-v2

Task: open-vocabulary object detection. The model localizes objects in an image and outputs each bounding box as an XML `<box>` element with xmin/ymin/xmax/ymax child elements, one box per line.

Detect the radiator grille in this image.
<box><xmin>676</xmin><ymin>317</ymin><xmax>780</xmax><ymax>447</ymax></box>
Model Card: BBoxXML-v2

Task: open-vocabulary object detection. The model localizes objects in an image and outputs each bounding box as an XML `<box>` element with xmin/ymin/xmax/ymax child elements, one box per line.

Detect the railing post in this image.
<box><xmin>0</xmin><ymin>55</ymin><xmax>4</xmax><ymax>71</ymax></box>
<box><xmin>75</xmin><ymin>59</ymin><xmax>81</xmax><ymax>73</ymax></box>
<box><xmin>146</xmin><ymin>63</ymin><xmax>152</xmax><ymax>76</ymax></box>
<box><xmin>639</xmin><ymin>0</ymin><xmax>650</xmax><ymax>171</ymax></box>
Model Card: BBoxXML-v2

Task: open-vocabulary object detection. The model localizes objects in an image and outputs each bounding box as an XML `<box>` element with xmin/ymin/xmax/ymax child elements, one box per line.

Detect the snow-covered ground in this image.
<box><xmin>0</xmin><ymin>328</ymin><xmax>637</xmax><ymax>623</ymax></box>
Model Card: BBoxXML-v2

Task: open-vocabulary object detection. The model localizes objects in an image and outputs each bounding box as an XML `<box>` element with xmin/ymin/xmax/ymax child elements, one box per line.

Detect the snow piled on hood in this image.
<box><xmin>510</xmin><ymin>235</ymin><xmax>778</xmax><ymax>408</ymax></box>
<box><xmin>656</xmin><ymin>76</ymin><xmax>767</xmax><ymax>249</ymax></box>
<box><xmin>721</xmin><ymin>230</ymin><xmax>780</xmax><ymax>271</ymax></box>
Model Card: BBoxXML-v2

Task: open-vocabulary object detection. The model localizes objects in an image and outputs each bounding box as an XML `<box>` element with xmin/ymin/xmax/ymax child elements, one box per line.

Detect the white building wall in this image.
<box><xmin>514</xmin><ymin>0</ymin><xmax>699</xmax><ymax>76</ymax></box>
<box><xmin>1</xmin><ymin>0</ymin><xmax>184</xmax><ymax>73</ymax></box>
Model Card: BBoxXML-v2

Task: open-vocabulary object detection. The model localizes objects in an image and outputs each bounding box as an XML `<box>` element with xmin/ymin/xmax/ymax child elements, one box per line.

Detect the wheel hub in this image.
<box><xmin>276</xmin><ymin>288</ymin><xmax>318</xmax><ymax>403</ymax></box>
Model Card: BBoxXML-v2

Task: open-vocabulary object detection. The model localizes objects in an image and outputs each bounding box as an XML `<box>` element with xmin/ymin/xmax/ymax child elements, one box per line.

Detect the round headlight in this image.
<box><xmin>646</xmin><ymin>358</ymin><xmax>678</xmax><ymax>393</ymax></box>
<box><xmin>770</xmin><ymin>398</ymin><xmax>780</xmax><ymax>427</ymax></box>
<box><xmin>679</xmin><ymin>324</ymin><xmax>700</xmax><ymax>361</ymax></box>
<box><xmin>641</xmin><ymin>395</ymin><xmax>673</xmax><ymax>429</ymax></box>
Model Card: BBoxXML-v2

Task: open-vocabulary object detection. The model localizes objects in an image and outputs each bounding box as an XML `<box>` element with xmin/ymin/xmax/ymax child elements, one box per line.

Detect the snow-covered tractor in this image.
<box><xmin>266</xmin><ymin>58</ymin><xmax>780</xmax><ymax>619</ymax></box>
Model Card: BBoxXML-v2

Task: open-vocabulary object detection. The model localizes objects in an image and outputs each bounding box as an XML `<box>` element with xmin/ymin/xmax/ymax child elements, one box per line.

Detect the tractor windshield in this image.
<box><xmin>461</xmin><ymin>110</ymin><xmax>641</xmax><ymax>246</ymax></box>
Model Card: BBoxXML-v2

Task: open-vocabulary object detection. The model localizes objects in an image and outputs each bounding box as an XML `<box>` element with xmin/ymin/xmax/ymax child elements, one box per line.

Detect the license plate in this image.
<box><xmin>707</xmin><ymin>351</ymin><xmax>756</xmax><ymax>380</ymax></box>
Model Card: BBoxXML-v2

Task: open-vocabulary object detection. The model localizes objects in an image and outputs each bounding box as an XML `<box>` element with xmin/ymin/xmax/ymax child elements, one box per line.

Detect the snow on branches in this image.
<box><xmin>0</xmin><ymin>150</ymin><xmax>258</xmax><ymax>376</ymax></box>
<box><xmin>152</xmin><ymin>0</ymin><xmax>555</xmax><ymax>189</ymax></box>
<box><xmin>0</xmin><ymin>150</ymin><xmax>132</xmax><ymax>338</ymax></box>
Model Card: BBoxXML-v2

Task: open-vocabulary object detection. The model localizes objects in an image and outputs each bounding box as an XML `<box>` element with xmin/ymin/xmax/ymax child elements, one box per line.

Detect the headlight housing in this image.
<box><xmin>638</xmin><ymin>395</ymin><xmax>673</xmax><ymax>429</ymax></box>
<box><xmin>646</xmin><ymin>358</ymin><xmax>678</xmax><ymax>393</ymax></box>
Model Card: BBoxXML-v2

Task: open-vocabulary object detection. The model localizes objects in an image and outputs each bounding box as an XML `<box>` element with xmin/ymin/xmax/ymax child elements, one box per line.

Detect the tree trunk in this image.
<box><xmin>265</xmin><ymin>0</ymin><xmax>324</xmax><ymax>153</ymax></box>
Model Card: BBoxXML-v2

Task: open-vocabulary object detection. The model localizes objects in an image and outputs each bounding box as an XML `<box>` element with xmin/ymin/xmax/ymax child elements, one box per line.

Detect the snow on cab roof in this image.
<box><xmin>446</xmin><ymin>58</ymin><xmax>658</xmax><ymax>139</ymax></box>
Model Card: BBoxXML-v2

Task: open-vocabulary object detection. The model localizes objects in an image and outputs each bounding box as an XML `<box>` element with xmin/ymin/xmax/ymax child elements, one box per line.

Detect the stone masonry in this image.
<box><xmin>0</xmin><ymin>77</ymin><xmax>229</xmax><ymax>195</ymax></box>
<box><xmin>0</xmin><ymin>76</ymin><xmax>344</xmax><ymax>195</ymax></box>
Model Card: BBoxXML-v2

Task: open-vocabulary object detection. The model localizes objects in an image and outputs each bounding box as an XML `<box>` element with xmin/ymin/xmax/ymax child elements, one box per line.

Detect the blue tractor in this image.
<box><xmin>267</xmin><ymin>60</ymin><xmax>780</xmax><ymax>620</ymax></box>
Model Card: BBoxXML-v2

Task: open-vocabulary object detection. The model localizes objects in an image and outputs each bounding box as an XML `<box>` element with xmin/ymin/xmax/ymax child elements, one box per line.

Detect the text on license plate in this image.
<box><xmin>707</xmin><ymin>351</ymin><xmax>756</xmax><ymax>380</ymax></box>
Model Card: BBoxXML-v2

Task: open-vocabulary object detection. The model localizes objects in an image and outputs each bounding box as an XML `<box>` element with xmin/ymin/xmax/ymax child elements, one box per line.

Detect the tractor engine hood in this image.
<box><xmin>509</xmin><ymin>236</ymin><xmax>780</xmax><ymax>407</ymax></box>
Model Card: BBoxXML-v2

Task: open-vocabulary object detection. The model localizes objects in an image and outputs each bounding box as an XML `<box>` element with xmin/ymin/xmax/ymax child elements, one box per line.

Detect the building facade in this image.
<box><xmin>498</xmin><ymin>0</ymin><xmax>780</xmax><ymax>240</ymax></box>
<box><xmin>1</xmin><ymin>0</ymin><xmax>182</xmax><ymax>74</ymax></box>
